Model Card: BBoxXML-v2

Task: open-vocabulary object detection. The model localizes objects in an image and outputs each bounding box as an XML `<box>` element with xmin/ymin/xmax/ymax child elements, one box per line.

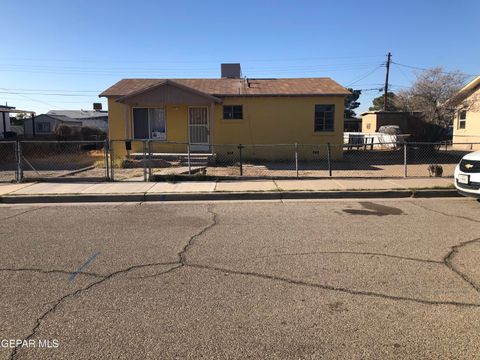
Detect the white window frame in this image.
<box><xmin>458</xmin><ymin>110</ymin><xmax>467</xmax><ymax>130</ymax></box>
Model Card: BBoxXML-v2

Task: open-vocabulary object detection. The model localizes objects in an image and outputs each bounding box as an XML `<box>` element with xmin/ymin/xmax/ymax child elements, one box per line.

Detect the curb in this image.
<box><xmin>0</xmin><ymin>189</ymin><xmax>461</xmax><ymax>204</ymax></box>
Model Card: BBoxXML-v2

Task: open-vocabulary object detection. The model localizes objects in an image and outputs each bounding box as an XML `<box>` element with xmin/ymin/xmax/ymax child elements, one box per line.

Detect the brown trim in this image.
<box><xmin>213</xmin><ymin>93</ymin><xmax>350</xmax><ymax>98</ymax></box>
<box><xmin>115</xmin><ymin>80</ymin><xmax>222</xmax><ymax>104</ymax></box>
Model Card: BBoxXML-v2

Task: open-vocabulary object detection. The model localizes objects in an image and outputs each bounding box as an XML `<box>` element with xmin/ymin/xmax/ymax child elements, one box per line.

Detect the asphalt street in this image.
<box><xmin>1</xmin><ymin>198</ymin><xmax>480</xmax><ymax>359</ymax></box>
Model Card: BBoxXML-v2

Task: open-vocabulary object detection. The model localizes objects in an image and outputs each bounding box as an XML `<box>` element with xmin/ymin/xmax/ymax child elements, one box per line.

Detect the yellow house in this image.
<box><xmin>99</xmin><ymin>64</ymin><xmax>350</xmax><ymax>160</ymax></box>
<box><xmin>453</xmin><ymin>76</ymin><xmax>480</xmax><ymax>147</ymax></box>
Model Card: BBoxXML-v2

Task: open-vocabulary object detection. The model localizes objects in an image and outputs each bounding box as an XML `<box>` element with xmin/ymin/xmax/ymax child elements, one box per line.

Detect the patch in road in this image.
<box><xmin>342</xmin><ymin>201</ymin><xmax>404</xmax><ymax>216</ymax></box>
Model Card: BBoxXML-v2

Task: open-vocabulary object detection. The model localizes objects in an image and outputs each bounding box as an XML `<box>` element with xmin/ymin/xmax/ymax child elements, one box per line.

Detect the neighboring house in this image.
<box><xmin>361</xmin><ymin>111</ymin><xmax>421</xmax><ymax>134</ymax></box>
<box><xmin>47</xmin><ymin>110</ymin><xmax>108</xmax><ymax>132</ymax></box>
<box><xmin>99</xmin><ymin>63</ymin><xmax>350</xmax><ymax>159</ymax></box>
<box><xmin>0</xmin><ymin>105</ymin><xmax>15</xmax><ymax>138</ymax></box>
<box><xmin>453</xmin><ymin>76</ymin><xmax>480</xmax><ymax>146</ymax></box>
<box><xmin>344</xmin><ymin>117</ymin><xmax>361</xmax><ymax>132</ymax></box>
<box><xmin>23</xmin><ymin>114</ymin><xmax>82</xmax><ymax>137</ymax></box>
<box><xmin>1</xmin><ymin>105</ymin><xmax>35</xmax><ymax>138</ymax></box>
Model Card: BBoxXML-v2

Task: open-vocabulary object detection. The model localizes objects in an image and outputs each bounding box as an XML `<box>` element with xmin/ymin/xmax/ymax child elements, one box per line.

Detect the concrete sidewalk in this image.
<box><xmin>0</xmin><ymin>177</ymin><xmax>458</xmax><ymax>203</ymax></box>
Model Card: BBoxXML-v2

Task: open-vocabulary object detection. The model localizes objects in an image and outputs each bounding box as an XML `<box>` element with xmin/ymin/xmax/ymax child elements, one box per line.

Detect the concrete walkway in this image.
<box><xmin>0</xmin><ymin>178</ymin><xmax>457</xmax><ymax>203</ymax></box>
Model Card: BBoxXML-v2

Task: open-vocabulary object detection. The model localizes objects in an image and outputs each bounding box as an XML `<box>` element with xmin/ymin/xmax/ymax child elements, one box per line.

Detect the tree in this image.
<box><xmin>344</xmin><ymin>88</ymin><xmax>361</xmax><ymax>118</ymax></box>
<box><xmin>369</xmin><ymin>92</ymin><xmax>399</xmax><ymax>111</ymax></box>
<box><xmin>11</xmin><ymin>112</ymin><xmax>29</xmax><ymax>125</ymax></box>
<box><xmin>394</xmin><ymin>67</ymin><xmax>467</xmax><ymax>126</ymax></box>
<box><xmin>15</xmin><ymin>112</ymin><xmax>29</xmax><ymax>120</ymax></box>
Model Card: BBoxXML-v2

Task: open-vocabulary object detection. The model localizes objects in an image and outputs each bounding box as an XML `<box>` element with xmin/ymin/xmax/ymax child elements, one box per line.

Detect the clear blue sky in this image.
<box><xmin>2</xmin><ymin>0</ymin><xmax>479</xmax><ymax>115</ymax></box>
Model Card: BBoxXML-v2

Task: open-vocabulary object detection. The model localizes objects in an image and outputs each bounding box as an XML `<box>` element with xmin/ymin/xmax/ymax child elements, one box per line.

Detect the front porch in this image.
<box><xmin>114</xmin><ymin>80</ymin><xmax>222</xmax><ymax>154</ymax></box>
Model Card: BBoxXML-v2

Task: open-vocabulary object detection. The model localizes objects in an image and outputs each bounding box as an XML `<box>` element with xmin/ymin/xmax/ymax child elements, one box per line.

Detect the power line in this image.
<box><xmin>3</xmin><ymin>87</ymin><xmax>101</xmax><ymax>93</ymax></box>
<box><xmin>0</xmin><ymin>91</ymin><xmax>99</xmax><ymax>97</ymax></box>
<box><xmin>0</xmin><ymin>88</ymin><xmax>62</xmax><ymax>109</ymax></box>
<box><xmin>391</xmin><ymin>61</ymin><xmax>479</xmax><ymax>77</ymax></box>
<box><xmin>346</xmin><ymin>64</ymin><xmax>385</xmax><ymax>86</ymax></box>
<box><xmin>0</xmin><ymin>54</ymin><xmax>386</xmax><ymax>65</ymax></box>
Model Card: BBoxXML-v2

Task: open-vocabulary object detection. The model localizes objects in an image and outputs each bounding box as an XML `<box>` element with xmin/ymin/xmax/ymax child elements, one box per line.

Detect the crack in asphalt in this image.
<box><xmin>9</xmin><ymin>205</ymin><xmax>218</xmax><ymax>360</ymax></box>
<box><xmin>252</xmin><ymin>251</ymin><xmax>443</xmax><ymax>264</ymax></box>
<box><xmin>178</xmin><ymin>205</ymin><xmax>217</xmax><ymax>265</ymax></box>
<box><xmin>444</xmin><ymin>237</ymin><xmax>480</xmax><ymax>293</ymax></box>
<box><xmin>8</xmin><ymin>202</ymin><xmax>480</xmax><ymax>359</ymax></box>
<box><xmin>0</xmin><ymin>268</ymin><xmax>105</xmax><ymax>279</ymax></box>
<box><xmin>0</xmin><ymin>206</ymin><xmax>46</xmax><ymax>221</ymax></box>
<box><xmin>410</xmin><ymin>201</ymin><xmax>480</xmax><ymax>225</ymax></box>
<box><xmin>8</xmin><ymin>260</ymin><xmax>181</xmax><ymax>360</ymax></box>
<box><xmin>408</xmin><ymin>201</ymin><xmax>480</xmax><ymax>295</ymax></box>
<box><xmin>185</xmin><ymin>263</ymin><xmax>480</xmax><ymax>308</ymax></box>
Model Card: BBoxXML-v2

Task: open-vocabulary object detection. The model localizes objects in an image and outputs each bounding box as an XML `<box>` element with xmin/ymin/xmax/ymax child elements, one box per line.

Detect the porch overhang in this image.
<box><xmin>114</xmin><ymin>80</ymin><xmax>222</xmax><ymax>106</ymax></box>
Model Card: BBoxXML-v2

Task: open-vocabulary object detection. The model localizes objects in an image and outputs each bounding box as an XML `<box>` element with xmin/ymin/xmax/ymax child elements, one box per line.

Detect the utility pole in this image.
<box><xmin>383</xmin><ymin>51</ymin><xmax>391</xmax><ymax>111</ymax></box>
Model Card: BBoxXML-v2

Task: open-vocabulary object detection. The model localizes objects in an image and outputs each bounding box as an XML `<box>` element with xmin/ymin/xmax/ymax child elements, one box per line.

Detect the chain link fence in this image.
<box><xmin>2</xmin><ymin>139</ymin><xmax>478</xmax><ymax>183</ymax></box>
<box><xmin>107</xmin><ymin>140</ymin><xmax>480</xmax><ymax>181</ymax></box>
<box><xmin>3</xmin><ymin>140</ymin><xmax>109</xmax><ymax>182</ymax></box>
<box><xmin>0</xmin><ymin>141</ymin><xmax>18</xmax><ymax>182</ymax></box>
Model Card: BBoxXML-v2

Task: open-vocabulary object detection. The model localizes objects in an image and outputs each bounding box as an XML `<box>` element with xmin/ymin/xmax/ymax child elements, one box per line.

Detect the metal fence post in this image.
<box><xmin>148</xmin><ymin>140</ymin><xmax>152</xmax><ymax>180</ymax></box>
<box><xmin>327</xmin><ymin>143</ymin><xmax>332</xmax><ymax>177</ymax></box>
<box><xmin>238</xmin><ymin>144</ymin><xmax>243</xmax><ymax>176</ymax></box>
<box><xmin>15</xmin><ymin>140</ymin><xmax>22</xmax><ymax>183</ymax></box>
<box><xmin>143</xmin><ymin>140</ymin><xmax>148</xmax><ymax>182</ymax></box>
<box><xmin>109</xmin><ymin>140</ymin><xmax>115</xmax><ymax>182</ymax></box>
<box><xmin>404</xmin><ymin>142</ymin><xmax>408</xmax><ymax>178</ymax></box>
<box><xmin>104</xmin><ymin>139</ymin><xmax>109</xmax><ymax>181</ymax></box>
<box><xmin>294</xmin><ymin>143</ymin><xmax>299</xmax><ymax>179</ymax></box>
<box><xmin>187</xmin><ymin>143</ymin><xmax>191</xmax><ymax>175</ymax></box>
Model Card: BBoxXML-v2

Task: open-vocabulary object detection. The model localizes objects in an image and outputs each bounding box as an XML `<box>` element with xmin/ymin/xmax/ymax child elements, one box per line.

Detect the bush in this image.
<box><xmin>407</xmin><ymin>118</ymin><xmax>449</xmax><ymax>143</ymax></box>
<box><xmin>54</xmin><ymin>124</ymin><xmax>106</xmax><ymax>141</ymax></box>
<box><xmin>55</xmin><ymin>124</ymin><xmax>81</xmax><ymax>140</ymax></box>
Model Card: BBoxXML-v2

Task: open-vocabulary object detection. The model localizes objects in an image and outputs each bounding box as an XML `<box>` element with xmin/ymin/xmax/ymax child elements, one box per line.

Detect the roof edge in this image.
<box><xmin>113</xmin><ymin>80</ymin><xmax>222</xmax><ymax>103</ymax></box>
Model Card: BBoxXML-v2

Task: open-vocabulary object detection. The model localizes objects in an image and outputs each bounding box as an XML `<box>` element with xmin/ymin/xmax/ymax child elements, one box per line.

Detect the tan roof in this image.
<box><xmin>100</xmin><ymin>78</ymin><xmax>350</xmax><ymax>98</ymax></box>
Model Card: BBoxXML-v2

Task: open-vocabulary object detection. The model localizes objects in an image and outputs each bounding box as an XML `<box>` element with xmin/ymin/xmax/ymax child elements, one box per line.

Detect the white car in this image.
<box><xmin>454</xmin><ymin>150</ymin><xmax>480</xmax><ymax>198</ymax></box>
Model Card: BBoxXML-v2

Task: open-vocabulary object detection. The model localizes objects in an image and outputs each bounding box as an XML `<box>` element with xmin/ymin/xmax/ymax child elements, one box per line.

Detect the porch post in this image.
<box><xmin>209</xmin><ymin>102</ymin><xmax>215</xmax><ymax>153</ymax></box>
<box><xmin>31</xmin><ymin>114</ymin><xmax>36</xmax><ymax>137</ymax></box>
<box><xmin>124</xmin><ymin>104</ymin><xmax>130</xmax><ymax>156</ymax></box>
<box><xmin>2</xmin><ymin>112</ymin><xmax>6</xmax><ymax>138</ymax></box>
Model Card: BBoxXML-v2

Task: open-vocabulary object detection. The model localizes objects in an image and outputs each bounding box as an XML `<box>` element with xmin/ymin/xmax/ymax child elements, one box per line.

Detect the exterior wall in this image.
<box><xmin>361</xmin><ymin>114</ymin><xmax>377</xmax><ymax>133</ymax></box>
<box><xmin>361</xmin><ymin>112</ymin><xmax>420</xmax><ymax>135</ymax></box>
<box><xmin>453</xmin><ymin>87</ymin><xmax>480</xmax><ymax>147</ymax></box>
<box><xmin>108</xmin><ymin>99</ymin><xmax>195</xmax><ymax>156</ymax></box>
<box><xmin>24</xmin><ymin>115</ymin><xmax>57</xmax><ymax>137</ymax></box>
<box><xmin>108</xmin><ymin>95</ymin><xmax>345</xmax><ymax>160</ymax></box>
<box><xmin>214</xmin><ymin>96</ymin><xmax>344</xmax><ymax>159</ymax></box>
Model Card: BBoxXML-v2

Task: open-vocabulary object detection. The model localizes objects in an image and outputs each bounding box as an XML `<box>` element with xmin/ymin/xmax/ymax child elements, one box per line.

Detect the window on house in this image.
<box><xmin>36</xmin><ymin>122</ymin><xmax>51</xmax><ymax>133</ymax></box>
<box><xmin>458</xmin><ymin>110</ymin><xmax>467</xmax><ymax>129</ymax></box>
<box><xmin>133</xmin><ymin>108</ymin><xmax>166</xmax><ymax>139</ymax></box>
<box><xmin>314</xmin><ymin>105</ymin><xmax>335</xmax><ymax>132</ymax></box>
<box><xmin>223</xmin><ymin>105</ymin><xmax>243</xmax><ymax>119</ymax></box>
<box><xmin>366</xmin><ymin>123</ymin><xmax>371</xmax><ymax>130</ymax></box>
